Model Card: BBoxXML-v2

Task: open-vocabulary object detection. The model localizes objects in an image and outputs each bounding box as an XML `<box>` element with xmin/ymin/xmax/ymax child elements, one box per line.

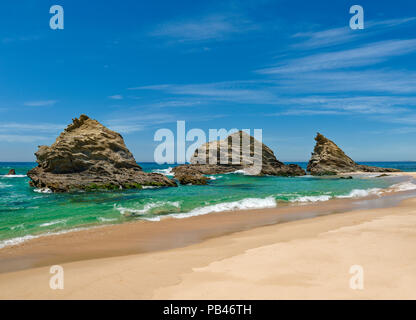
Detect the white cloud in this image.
<box><xmin>107</xmin><ymin>124</ymin><xmax>144</xmax><ymax>134</ymax></box>
<box><xmin>132</xmin><ymin>81</ymin><xmax>277</xmax><ymax>104</ymax></box>
<box><xmin>108</xmin><ymin>94</ymin><xmax>123</xmax><ymax>100</ymax></box>
<box><xmin>258</xmin><ymin>39</ymin><xmax>416</xmax><ymax>74</ymax></box>
<box><xmin>0</xmin><ymin>122</ymin><xmax>65</xmax><ymax>132</ymax></box>
<box><xmin>292</xmin><ymin>17</ymin><xmax>416</xmax><ymax>49</ymax></box>
<box><xmin>24</xmin><ymin>100</ymin><xmax>57</xmax><ymax>107</ymax></box>
<box><xmin>150</xmin><ymin>14</ymin><xmax>256</xmax><ymax>42</ymax></box>
<box><xmin>0</xmin><ymin>134</ymin><xmax>50</xmax><ymax>143</ymax></box>
<box><xmin>272</xmin><ymin>95</ymin><xmax>414</xmax><ymax>116</ymax></box>
<box><xmin>277</xmin><ymin>70</ymin><xmax>416</xmax><ymax>94</ymax></box>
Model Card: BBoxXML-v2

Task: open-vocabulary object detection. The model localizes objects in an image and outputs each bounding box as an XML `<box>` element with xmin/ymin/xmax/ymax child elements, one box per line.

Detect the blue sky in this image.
<box><xmin>1</xmin><ymin>0</ymin><xmax>416</xmax><ymax>162</ymax></box>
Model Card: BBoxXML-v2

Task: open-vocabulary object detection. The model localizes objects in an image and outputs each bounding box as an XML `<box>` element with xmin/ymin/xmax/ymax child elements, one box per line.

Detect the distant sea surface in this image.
<box><xmin>1</xmin><ymin>161</ymin><xmax>416</xmax><ymax>248</ymax></box>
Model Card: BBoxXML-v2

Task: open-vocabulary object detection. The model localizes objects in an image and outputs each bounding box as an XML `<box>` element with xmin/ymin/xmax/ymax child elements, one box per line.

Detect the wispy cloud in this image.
<box><xmin>150</xmin><ymin>14</ymin><xmax>256</xmax><ymax>42</ymax></box>
<box><xmin>0</xmin><ymin>122</ymin><xmax>64</xmax><ymax>132</ymax></box>
<box><xmin>0</xmin><ymin>134</ymin><xmax>50</xmax><ymax>143</ymax></box>
<box><xmin>108</xmin><ymin>94</ymin><xmax>123</xmax><ymax>100</ymax></box>
<box><xmin>107</xmin><ymin>124</ymin><xmax>144</xmax><ymax>134</ymax></box>
<box><xmin>24</xmin><ymin>100</ymin><xmax>57</xmax><ymax>107</ymax></box>
<box><xmin>1</xmin><ymin>34</ymin><xmax>41</xmax><ymax>45</ymax></box>
<box><xmin>105</xmin><ymin>110</ymin><xmax>227</xmax><ymax>134</ymax></box>
<box><xmin>277</xmin><ymin>70</ymin><xmax>416</xmax><ymax>94</ymax></box>
<box><xmin>131</xmin><ymin>81</ymin><xmax>277</xmax><ymax>104</ymax></box>
<box><xmin>272</xmin><ymin>95</ymin><xmax>415</xmax><ymax>116</ymax></box>
<box><xmin>139</xmin><ymin>99</ymin><xmax>204</xmax><ymax>108</ymax></box>
<box><xmin>104</xmin><ymin>113</ymin><xmax>178</xmax><ymax>134</ymax></box>
<box><xmin>258</xmin><ymin>39</ymin><xmax>416</xmax><ymax>74</ymax></box>
<box><xmin>292</xmin><ymin>17</ymin><xmax>416</xmax><ymax>49</ymax></box>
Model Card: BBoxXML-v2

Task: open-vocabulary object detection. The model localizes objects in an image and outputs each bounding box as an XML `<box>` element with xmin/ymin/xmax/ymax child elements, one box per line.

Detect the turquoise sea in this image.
<box><xmin>1</xmin><ymin>162</ymin><xmax>416</xmax><ymax>248</ymax></box>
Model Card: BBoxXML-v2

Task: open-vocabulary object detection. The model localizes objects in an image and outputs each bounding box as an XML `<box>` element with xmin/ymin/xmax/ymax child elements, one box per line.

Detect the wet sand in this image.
<box><xmin>0</xmin><ymin>173</ymin><xmax>415</xmax><ymax>299</ymax></box>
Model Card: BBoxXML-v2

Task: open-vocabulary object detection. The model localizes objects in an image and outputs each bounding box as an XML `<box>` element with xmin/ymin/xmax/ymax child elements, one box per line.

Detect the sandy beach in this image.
<box><xmin>0</xmin><ymin>172</ymin><xmax>416</xmax><ymax>299</ymax></box>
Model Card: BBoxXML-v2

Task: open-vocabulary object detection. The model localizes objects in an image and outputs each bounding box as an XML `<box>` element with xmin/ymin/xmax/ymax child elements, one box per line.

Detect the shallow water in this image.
<box><xmin>1</xmin><ymin>162</ymin><xmax>415</xmax><ymax>247</ymax></box>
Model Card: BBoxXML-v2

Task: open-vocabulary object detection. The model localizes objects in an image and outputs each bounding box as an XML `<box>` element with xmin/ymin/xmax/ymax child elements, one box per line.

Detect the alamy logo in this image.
<box><xmin>349</xmin><ymin>5</ymin><xmax>364</xmax><ymax>30</ymax></box>
<box><xmin>154</xmin><ymin>121</ymin><xmax>263</xmax><ymax>175</ymax></box>
<box><xmin>349</xmin><ymin>265</ymin><xmax>364</xmax><ymax>290</ymax></box>
<box><xmin>49</xmin><ymin>265</ymin><xmax>64</xmax><ymax>290</ymax></box>
<box><xmin>50</xmin><ymin>5</ymin><xmax>64</xmax><ymax>30</ymax></box>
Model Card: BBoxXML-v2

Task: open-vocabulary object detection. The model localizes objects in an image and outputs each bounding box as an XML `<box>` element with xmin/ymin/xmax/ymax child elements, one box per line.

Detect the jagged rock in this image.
<box><xmin>176</xmin><ymin>173</ymin><xmax>209</xmax><ymax>185</ymax></box>
<box><xmin>6</xmin><ymin>169</ymin><xmax>16</xmax><ymax>175</ymax></box>
<box><xmin>27</xmin><ymin>115</ymin><xmax>177</xmax><ymax>192</ymax></box>
<box><xmin>376</xmin><ymin>174</ymin><xmax>390</xmax><ymax>178</ymax></box>
<box><xmin>307</xmin><ymin>133</ymin><xmax>401</xmax><ymax>175</ymax></box>
<box><xmin>173</xmin><ymin>131</ymin><xmax>306</xmax><ymax>177</ymax></box>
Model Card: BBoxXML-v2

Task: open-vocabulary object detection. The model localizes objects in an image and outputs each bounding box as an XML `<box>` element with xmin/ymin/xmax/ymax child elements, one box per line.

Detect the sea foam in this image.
<box><xmin>39</xmin><ymin>220</ymin><xmax>66</xmax><ymax>227</ymax></box>
<box><xmin>34</xmin><ymin>188</ymin><xmax>52</xmax><ymax>194</ymax></box>
<box><xmin>390</xmin><ymin>181</ymin><xmax>416</xmax><ymax>192</ymax></box>
<box><xmin>115</xmin><ymin>201</ymin><xmax>181</xmax><ymax>216</ymax></box>
<box><xmin>1</xmin><ymin>174</ymin><xmax>27</xmax><ymax>178</ymax></box>
<box><xmin>152</xmin><ymin>167</ymin><xmax>174</xmax><ymax>176</ymax></box>
<box><xmin>170</xmin><ymin>196</ymin><xmax>277</xmax><ymax>219</ymax></box>
<box><xmin>0</xmin><ymin>226</ymin><xmax>101</xmax><ymax>249</ymax></box>
<box><xmin>291</xmin><ymin>195</ymin><xmax>332</xmax><ymax>203</ymax></box>
<box><xmin>336</xmin><ymin>188</ymin><xmax>382</xmax><ymax>199</ymax></box>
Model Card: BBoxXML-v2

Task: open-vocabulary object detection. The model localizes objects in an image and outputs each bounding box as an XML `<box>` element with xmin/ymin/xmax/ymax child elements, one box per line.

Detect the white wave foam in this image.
<box><xmin>207</xmin><ymin>175</ymin><xmax>223</xmax><ymax>180</ymax></box>
<box><xmin>228</xmin><ymin>169</ymin><xmax>248</xmax><ymax>175</ymax></box>
<box><xmin>115</xmin><ymin>201</ymin><xmax>181</xmax><ymax>216</ymax></box>
<box><xmin>34</xmin><ymin>188</ymin><xmax>52</xmax><ymax>194</ymax></box>
<box><xmin>39</xmin><ymin>220</ymin><xmax>66</xmax><ymax>227</ymax></box>
<box><xmin>170</xmin><ymin>197</ymin><xmax>277</xmax><ymax>219</ymax></box>
<box><xmin>0</xmin><ymin>235</ymin><xmax>37</xmax><ymax>249</ymax></box>
<box><xmin>291</xmin><ymin>195</ymin><xmax>332</xmax><ymax>203</ymax></box>
<box><xmin>337</xmin><ymin>188</ymin><xmax>382</xmax><ymax>199</ymax></box>
<box><xmin>390</xmin><ymin>182</ymin><xmax>416</xmax><ymax>192</ymax></box>
<box><xmin>2</xmin><ymin>174</ymin><xmax>27</xmax><ymax>178</ymax></box>
<box><xmin>152</xmin><ymin>167</ymin><xmax>174</xmax><ymax>176</ymax></box>
<box><xmin>0</xmin><ymin>226</ymin><xmax>101</xmax><ymax>249</ymax></box>
<box><xmin>10</xmin><ymin>224</ymin><xmax>25</xmax><ymax>231</ymax></box>
<box><xmin>0</xmin><ymin>183</ymin><xmax>12</xmax><ymax>189</ymax></box>
<box><xmin>98</xmin><ymin>217</ymin><xmax>117</xmax><ymax>222</ymax></box>
<box><xmin>141</xmin><ymin>216</ymin><xmax>161</xmax><ymax>222</ymax></box>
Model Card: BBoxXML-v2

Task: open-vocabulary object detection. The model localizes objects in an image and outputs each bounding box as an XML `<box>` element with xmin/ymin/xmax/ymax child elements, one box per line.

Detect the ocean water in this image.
<box><xmin>1</xmin><ymin>161</ymin><xmax>416</xmax><ymax>248</ymax></box>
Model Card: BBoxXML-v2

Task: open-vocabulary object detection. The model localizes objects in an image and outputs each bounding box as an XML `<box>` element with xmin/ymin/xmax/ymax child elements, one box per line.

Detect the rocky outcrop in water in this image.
<box><xmin>6</xmin><ymin>169</ymin><xmax>16</xmax><ymax>175</ymax></box>
<box><xmin>173</xmin><ymin>131</ymin><xmax>305</xmax><ymax>181</ymax></box>
<box><xmin>175</xmin><ymin>172</ymin><xmax>209</xmax><ymax>185</ymax></box>
<box><xmin>27</xmin><ymin>115</ymin><xmax>177</xmax><ymax>192</ymax></box>
<box><xmin>307</xmin><ymin>133</ymin><xmax>401</xmax><ymax>175</ymax></box>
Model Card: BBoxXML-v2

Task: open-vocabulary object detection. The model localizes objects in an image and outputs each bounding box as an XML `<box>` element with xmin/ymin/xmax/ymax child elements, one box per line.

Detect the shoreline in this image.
<box><xmin>0</xmin><ymin>172</ymin><xmax>415</xmax><ymax>275</ymax></box>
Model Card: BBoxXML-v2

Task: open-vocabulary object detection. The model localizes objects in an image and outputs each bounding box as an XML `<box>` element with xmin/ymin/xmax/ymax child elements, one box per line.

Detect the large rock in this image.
<box><xmin>307</xmin><ymin>133</ymin><xmax>401</xmax><ymax>175</ymax></box>
<box><xmin>173</xmin><ymin>131</ymin><xmax>305</xmax><ymax>178</ymax></box>
<box><xmin>27</xmin><ymin>115</ymin><xmax>176</xmax><ymax>192</ymax></box>
<box><xmin>175</xmin><ymin>173</ymin><xmax>209</xmax><ymax>185</ymax></box>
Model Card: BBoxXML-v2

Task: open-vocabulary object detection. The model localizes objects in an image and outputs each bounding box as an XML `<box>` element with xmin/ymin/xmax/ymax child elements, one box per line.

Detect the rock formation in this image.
<box><xmin>6</xmin><ymin>169</ymin><xmax>16</xmax><ymax>175</ymax></box>
<box><xmin>173</xmin><ymin>131</ymin><xmax>305</xmax><ymax>181</ymax></box>
<box><xmin>27</xmin><ymin>115</ymin><xmax>177</xmax><ymax>192</ymax></box>
<box><xmin>175</xmin><ymin>172</ymin><xmax>209</xmax><ymax>185</ymax></box>
<box><xmin>307</xmin><ymin>133</ymin><xmax>401</xmax><ymax>175</ymax></box>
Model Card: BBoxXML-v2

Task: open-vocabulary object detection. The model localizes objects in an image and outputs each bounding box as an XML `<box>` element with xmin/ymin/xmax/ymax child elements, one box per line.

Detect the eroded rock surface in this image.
<box><xmin>27</xmin><ymin>115</ymin><xmax>176</xmax><ymax>192</ymax></box>
<box><xmin>307</xmin><ymin>133</ymin><xmax>401</xmax><ymax>175</ymax></box>
<box><xmin>173</xmin><ymin>131</ymin><xmax>305</xmax><ymax>180</ymax></box>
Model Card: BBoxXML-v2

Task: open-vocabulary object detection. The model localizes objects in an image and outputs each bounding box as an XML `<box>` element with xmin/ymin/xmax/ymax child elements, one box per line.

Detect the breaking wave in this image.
<box><xmin>152</xmin><ymin>167</ymin><xmax>174</xmax><ymax>176</ymax></box>
<box><xmin>290</xmin><ymin>195</ymin><xmax>332</xmax><ymax>202</ymax></box>
<box><xmin>115</xmin><ymin>201</ymin><xmax>181</xmax><ymax>216</ymax></box>
<box><xmin>390</xmin><ymin>181</ymin><xmax>416</xmax><ymax>192</ymax></box>
<box><xmin>34</xmin><ymin>188</ymin><xmax>52</xmax><ymax>194</ymax></box>
<box><xmin>170</xmin><ymin>196</ymin><xmax>277</xmax><ymax>219</ymax></box>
